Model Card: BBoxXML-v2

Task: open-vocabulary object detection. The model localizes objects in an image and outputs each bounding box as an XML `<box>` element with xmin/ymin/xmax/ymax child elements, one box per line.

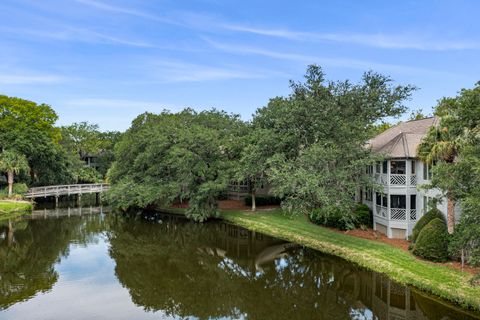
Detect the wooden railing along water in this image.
<box><xmin>26</xmin><ymin>183</ymin><xmax>109</xmax><ymax>199</ymax></box>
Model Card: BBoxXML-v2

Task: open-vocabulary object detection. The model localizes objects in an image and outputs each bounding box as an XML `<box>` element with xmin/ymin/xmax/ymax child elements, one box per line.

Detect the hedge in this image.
<box><xmin>413</xmin><ymin>218</ymin><xmax>449</xmax><ymax>262</ymax></box>
<box><xmin>411</xmin><ymin>207</ymin><xmax>445</xmax><ymax>243</ymax></box>
<box><xmin>354</xmin><ymin>203</ymin><xmax>373</xmax><ymax>228</ymax></box>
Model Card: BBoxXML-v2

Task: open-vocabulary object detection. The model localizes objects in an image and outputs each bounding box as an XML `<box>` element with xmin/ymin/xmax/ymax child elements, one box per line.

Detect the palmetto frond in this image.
<box><xmin>418</xmin><ymin>123</ymin><xmax>460</xmax><ymax>164</ymax></box>
<box><xmin>0</xmin><ymin>150</ymin><xmax>29</xmax><ymax>174</ymax></box>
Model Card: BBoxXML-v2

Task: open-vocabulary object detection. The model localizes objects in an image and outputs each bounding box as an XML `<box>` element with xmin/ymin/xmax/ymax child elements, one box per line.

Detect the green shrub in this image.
<box><xmin>411</xmin><ymin>208</ymin><xmax>445</xmax><ymax>243</ymax></box>
<box><xmin>412</xmin><ymin>218</ymin><xmax>449</xmax><ymax>262</ymax></box>
<box><xmin>309</xmin><ymin>205</ymin><xmax>356</xmax><ymax>230</ymax></box>
<box><xmin>244</xmin><ymin>195</ymin><xmax>281</xmax><ymax>207</ymax></box>
<box><xmin>354</xmin><ymin>204</ymin><xmax>372</xmax><ymax>228</ymax></box>
<box><xmin>0</xmin><ymin>183</ymin><xmax>29</xmax><ymax>199</ymax></box>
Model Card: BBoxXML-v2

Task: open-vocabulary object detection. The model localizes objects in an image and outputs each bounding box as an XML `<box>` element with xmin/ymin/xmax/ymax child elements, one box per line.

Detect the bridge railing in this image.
<box><xmin>26</xmin><ymin>183</ymin><xmax>109</xmax><ymax>198</ymax></box>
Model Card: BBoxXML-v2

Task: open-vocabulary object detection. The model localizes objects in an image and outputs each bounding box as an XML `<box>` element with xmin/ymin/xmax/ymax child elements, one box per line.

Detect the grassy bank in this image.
<box><xmin>0</xmin><ymin>200</ymin><xmax>33</xmax><ymax>218</ymax></box>
<box><xmin>218</xmin><ymin>209</ymin><xmax>480</xmax><ymax>312</ymax></box>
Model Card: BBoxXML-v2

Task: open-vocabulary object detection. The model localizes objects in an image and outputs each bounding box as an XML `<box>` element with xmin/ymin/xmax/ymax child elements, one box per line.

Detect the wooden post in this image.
<box><xmin>55</xmin><ymin>195</ymin><xmax>59</xmax><ymax>208</ymax></box>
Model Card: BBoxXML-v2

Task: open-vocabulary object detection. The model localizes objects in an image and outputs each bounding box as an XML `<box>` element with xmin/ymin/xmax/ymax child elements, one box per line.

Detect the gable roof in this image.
<box><xmin>367</xmin><ymin>117</ymin><xmax>439</xmax><ymax>158</ymax></box>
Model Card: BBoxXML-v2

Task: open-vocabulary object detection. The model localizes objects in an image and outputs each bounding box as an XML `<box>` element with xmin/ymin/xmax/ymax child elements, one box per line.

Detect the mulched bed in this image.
<box><xmin>172</xmin><ymin>199</ymin><xmax>280</xmax><ymax>211</ymax></box>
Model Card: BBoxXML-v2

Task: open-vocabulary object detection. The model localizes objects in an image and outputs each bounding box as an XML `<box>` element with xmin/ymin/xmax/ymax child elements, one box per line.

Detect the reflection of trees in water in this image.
<box><xmin>109</xmin><ymin>214</ymin><xmax>480</xmax><ymax>320</ymax></box>
<box><xmin>0</xmin><ymin>213</ymin><xmax>108</xmax><ymax>310</ymax></box>
<box><xmin>109</xmin><ymin>214</ymin><xmax>360</xmax><ymax>319</ymax></box>
<box><xmin>1</xmin><ymin>212</ymin><xmax>478</xmax><ymax>319</ymax></box>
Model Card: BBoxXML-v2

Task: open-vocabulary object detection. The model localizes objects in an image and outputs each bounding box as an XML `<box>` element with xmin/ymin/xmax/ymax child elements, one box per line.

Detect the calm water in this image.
<box><xmin>0</xmin><ymin>204</ymin><xmax>479</xmax><ymax>320</ymax></box>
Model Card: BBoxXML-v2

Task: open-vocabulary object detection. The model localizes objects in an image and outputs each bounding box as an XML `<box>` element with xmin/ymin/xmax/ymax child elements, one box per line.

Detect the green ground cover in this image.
<box><xmin>157</xmin><ymin>206</ymin><xmax>480</xmax><ymax>311</ymax></box>
<box><xmin>217</xmin><ymin>209</ymin><xmax>480</xmax><ymax>312</ymax></box>
<box><xmin>0</xmin><ymin>200</ymin><xmax>32</xmax><ymax>218</ymax></box>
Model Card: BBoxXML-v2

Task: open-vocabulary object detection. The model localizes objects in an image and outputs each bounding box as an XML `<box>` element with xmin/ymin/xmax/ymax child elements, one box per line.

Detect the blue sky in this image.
<box><xmin>1</xmin><ymin>0</ymin><xmax>479</xmax><ymax>131</ymax></box>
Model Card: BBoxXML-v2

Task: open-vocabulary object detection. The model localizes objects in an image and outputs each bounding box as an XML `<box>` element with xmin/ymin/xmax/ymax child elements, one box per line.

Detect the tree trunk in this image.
<box><xmin>251</xmin><ymin>189</ymin><xmax>256</xmax><ymax>212</ymax></box>
<box><xmin>7</xmin><ymin>171</ymin><xmax>14</xmax><ymax>198</ymax></box>
<box><xmin>447</xmin><ymin>196</ymin><xmax>455</xmax><ymax>234</ymax></box>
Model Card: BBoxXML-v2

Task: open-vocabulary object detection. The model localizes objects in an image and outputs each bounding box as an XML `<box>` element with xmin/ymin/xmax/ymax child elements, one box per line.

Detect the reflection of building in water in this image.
<box><xmin>370</xmin><ymin>274</ymin><xmax>425</xmax><ymax>320</ymax></box>
<box><xmin>214</xmin><ymin>222</ymin><xmax>462</xmax><ymax>320</ymax></box>
<box><xmin>350</xmin><ymin>269</ymin><xmax>475</xmax><ymax>320</ymax></box>
<box><xmin>151</xmin><ymin>214</ymin><xmax>479</xmax><ymax>320</ymax></box>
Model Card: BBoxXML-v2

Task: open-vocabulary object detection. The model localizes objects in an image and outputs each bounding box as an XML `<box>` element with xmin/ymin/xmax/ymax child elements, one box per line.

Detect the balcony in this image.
<box><xmin>375</xmin><ymin>173</ymin><xmax>416</xmax><ymax>187</ymax></box>
<box><xmin>374</xmin><ymin>206</ymin><xmax>417</xmax><ymax>221</ymax></box>
<box><xmin>390</xmin><ymin>174</ymin><xmax>406</xmax><ymax>185</ymax></box>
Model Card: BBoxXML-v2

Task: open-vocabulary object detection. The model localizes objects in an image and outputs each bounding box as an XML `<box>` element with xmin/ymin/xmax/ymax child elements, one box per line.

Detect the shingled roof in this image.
<box><xmin>367</xmin><ymin>117</ymin><xmax>439</xmax><ymax>158</ymax></box>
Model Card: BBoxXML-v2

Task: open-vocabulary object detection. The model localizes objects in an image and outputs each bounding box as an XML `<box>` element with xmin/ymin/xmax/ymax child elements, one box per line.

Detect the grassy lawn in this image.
<box><xmin>220</xmin><ymin>209</ymin><xmax>480</xmax><ymax>311</ymax></box>
<box><xmin>0</xmin><ymin>200</ymin><xmax>33</xmax><ymax>218</ymax></box>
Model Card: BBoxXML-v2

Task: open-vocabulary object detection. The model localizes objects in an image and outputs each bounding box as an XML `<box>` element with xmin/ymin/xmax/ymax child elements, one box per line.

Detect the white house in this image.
<box><xmin>362</xmin><ymin>117</ymin><xmax>460</xmax><ymax>239</ymax></box>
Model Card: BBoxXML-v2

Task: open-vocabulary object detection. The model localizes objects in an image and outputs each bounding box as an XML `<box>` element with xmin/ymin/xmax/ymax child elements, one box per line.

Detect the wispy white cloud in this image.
<box><xmin>221</xmin><ymin>24</ymin><xmax>480</xmax><ymax>51</ymax></box>
<box><xmin>204</xmin><ymin>38</ymin><xmax>456</xmax><ymax>76</ymax></box>
<box><xmin>63</xmin><ymin>98</ymin><xmax>176</xmax><ymax>110</ymax></box>
<box><xmin>0</xmin><ymin>26</ymin><xmax>154</xmax><ymax>48</ymax></box>
<box><xmin>150</xmin><ymin>60</ymin><xmax>283</xmax><ymax>82</ymax></box>
<box><xmin>0</xmin><ymin>72</ymin><xmax>69</xmax><ymax>85</ymax></box>
<box><xmin>74</xmin><ymin>0</ymin><xmax>176</xmax><ymax>24</ymax></box>
<box><xmin>221</xmin><ymin>24</ymin><xmax>308</xmax><ymax>40</ymax></box>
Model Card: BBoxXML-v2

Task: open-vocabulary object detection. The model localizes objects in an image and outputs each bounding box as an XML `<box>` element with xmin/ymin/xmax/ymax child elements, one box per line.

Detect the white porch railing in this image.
<box><xmin>410</xmin><ymin>174</ymin><xmax>417</xmax><ymax>186</ymax></box>
<box><xmin>390</xmin><ymin>174</ymin><xmax>406</xmax><ymax>185</ymax></box>
<box><xmin>375</xmin><ymin>174</ymin><xmax>388</xmax><ymax>185</ymax></box>
<box><xmin>410</xmin><ymin>209</ymin><xmax>417</xmax><ymax>221</ymax></box>
<box><xmin>375</xmin><ymin>208</ymin><xmax>417</xmax><ymax>221</ymax></box>
<box><xmin>390</xmin><ymin>208</ymin><xmax>406</xmax><ymax>220</ymax></box>
<box><xmin>374</xmin><ymin>173</ymin><xmax>418</xmax><ymax>186</ymax></box>
<box><xmin>375</xmin><ymin>205</ymin><xmax>387</xmax><ymax>218</ymax></box>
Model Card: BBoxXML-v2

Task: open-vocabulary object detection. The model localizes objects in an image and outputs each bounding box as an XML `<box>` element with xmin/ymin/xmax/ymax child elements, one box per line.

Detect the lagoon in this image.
<box><xmin>0</xmin><ymin>203</ymin><xmax>478</xmax><ymax>320</ymax></box>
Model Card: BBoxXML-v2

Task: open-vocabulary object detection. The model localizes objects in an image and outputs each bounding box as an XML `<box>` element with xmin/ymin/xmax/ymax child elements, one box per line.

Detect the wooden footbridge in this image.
<box><xmin>26</xmin><ymin>183</ymin><xmax>109</xmax><ymax>200</ymax></box>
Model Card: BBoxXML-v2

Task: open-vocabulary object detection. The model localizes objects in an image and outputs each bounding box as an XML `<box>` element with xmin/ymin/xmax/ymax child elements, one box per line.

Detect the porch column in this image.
<box><xmin>387</xmin><ymin>192</ymin><xmax>392</xmax><ymax>238</ymax></box>
<box><xmin>406</xmin><ymin>159</ymin><xmax>410</xmax><ymax>186</ymax></box>
<box><xmin>406</xmin><ymin>189</ymin><xmax>411</xmax><ymax>238</ymax></box>
<box><xmin>387</xmin><ymin>159</ymin><xmax>391</xmax><ymax>186</ymax></box>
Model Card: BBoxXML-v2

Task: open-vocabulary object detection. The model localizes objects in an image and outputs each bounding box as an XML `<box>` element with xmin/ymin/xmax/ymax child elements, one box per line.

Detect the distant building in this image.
<box><xmin>228</xmin><ymin>180</ymin><xmax>270</xmax><ymax>200</ymax></box>
<box><xmin>362</xmin><ymin>117</ymin><xmax>461</xmax><ymax>239</ymax></box>
<box><xmin>83</xmin><ymin>154</ymin><xmax>99</xmax><ymax>169</ymax></box>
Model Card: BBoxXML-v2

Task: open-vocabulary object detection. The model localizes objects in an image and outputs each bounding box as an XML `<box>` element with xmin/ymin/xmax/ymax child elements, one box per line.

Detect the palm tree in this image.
<box><xmin>418</xmin><ymin>115</ymin><xmax>460</xmax><ymax>234</ymax></box>
<box><xmin>0</xmin><ymin>150</ymin><xmax>29</xmax><ymax>198</ymax></box>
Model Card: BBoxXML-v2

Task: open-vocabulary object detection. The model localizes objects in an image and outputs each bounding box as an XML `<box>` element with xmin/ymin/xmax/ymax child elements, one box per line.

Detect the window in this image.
<box><xmin>423</xmin><ymin>162</ymin><xmax>434</xmax><ymax>180</ymax></box>
<box><xmin>390</xmin><ymin>195</ymin><xmax>406</xmax><ymax>209</ymax></box>
<box><xmin>376</xmin><ymin>193</ymin><xmax>387</xmax><ymax>207</ymax></box>
<box><xmin>376</xmin><ymin>162</ymin><xmax>382</xmax><ymax>173</ymax></box>
<box><xmin>376</xmin><ymin>192</ymin><xmax>382</xmax><ymax>206</ymax></box>
<box><xmin>366</xmin><ymin>165</ymin><xmax>373</xmax><ymax>175</ymax></box>
<box><xmin>411</xmin><ymin>160</ymin><xmax>416</xmax><ymax>174</ymax></box>
<box><xmin>365</xmin><ymin>188</ymin><xmax>373</xmax><ymax>201</ymax></box>
<box><xmin>390</xmin><ymin>160</ymin><xmax>406</xmax><ymax>174</ymax></box>
<box><xmin>410</xmin><ymin>195</ymin><xmax>416</xmax><ymax>210</ymax></box>
<box><xmin>382</xmin><ymin>160</ymin><xmax>388</xmax><ymax>174</ymax></box>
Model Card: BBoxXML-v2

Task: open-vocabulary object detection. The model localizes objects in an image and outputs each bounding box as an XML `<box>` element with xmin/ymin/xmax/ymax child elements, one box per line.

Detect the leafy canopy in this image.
<box><xmin>107</xmin><ymin>109</ymin><xmax>247</xmax><ymax>221</ymax></box>
<box><xmin>0</xmin><ymin>95</ymin><xmax>71</xmax><ymax>185</ymax></box>
<box><xmin>418</xmin><ymin>82</ymin><xmax>480</xmax><ymax>265</ymax></box>
<box><xmin>253</xmin><ymin>65</ymin><xmax>415</xmax><ymax>226</ymax></box>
